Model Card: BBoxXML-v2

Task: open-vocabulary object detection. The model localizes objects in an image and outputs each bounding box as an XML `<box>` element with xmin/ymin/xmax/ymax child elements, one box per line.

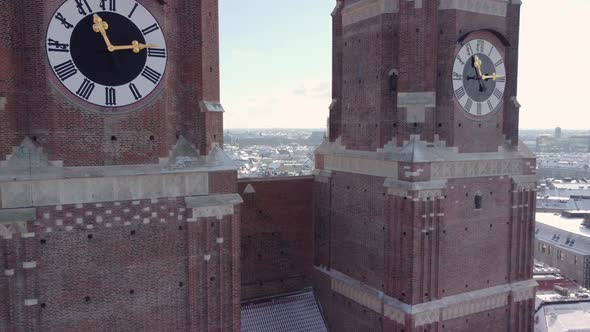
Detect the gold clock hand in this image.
<box><xmin>473</xmin><ymin>55</ymin><xmax>484</xmax><ymax>78</ymax></box>
<box><xmin>110</xmin><ymin>41</ymin><xmax>159</xmax><ymax>53</ymax></box>
<box><xmin>92</xmin><ymin>14</ymin><xmax>115</xmax><ymax>52</ymax></box>
<box><xmin>482</xmin><ymin>73</ymin><xmax>505</xmax><ymax>81</ymax></box>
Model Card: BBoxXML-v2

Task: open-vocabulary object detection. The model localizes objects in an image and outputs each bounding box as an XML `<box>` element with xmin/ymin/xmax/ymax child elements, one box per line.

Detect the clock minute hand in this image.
<box><xmin>110</xmin><ymin>41</ymin><xmax>159</xmax><ymax>53</ymax></box>
<box><xmin>92</xmin><ymin>14</ymin><xmax>115</xmax><ymax>52</ymax></box>
<box><xmin>482</xmin><ymin>73</ymin><xmax>505</xmax><ymax>81</ymax></box>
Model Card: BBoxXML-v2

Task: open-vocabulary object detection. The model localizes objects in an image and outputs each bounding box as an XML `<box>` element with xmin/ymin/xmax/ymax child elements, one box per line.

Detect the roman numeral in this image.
<box><xmin>495</xmin><ymin>59</ymin><xmax>504</xmax><ymax>68</ymax></box>
<box><xmin>493</xmin><ymin>88</ymin><xmax>503</xmax><ymax>100</ymax></box>
<box><xmin>487</xmin><ymin>100</ymin><xmax>494</xmax><ymax>111</ymax></box>
<box><xmin>456</xmin><ymin>55</ymin><xmax>465</xmax><ymax>66</ymax></box>
<box><xmin>452</xmin><ymin>72</ymin><xmax>463</xmax><ymax>81</ymax></box>
<box><xmin>99</xmin><ymin>0</ymin><xmax>116</xmax><ymax>11</ymax></box>
<box><xmin>476</xmin><ymin>40</ymin><xmax>485</xmax><ymax>53</ymax></box>
<box><xmin>129</xmin><ymin>83</ymin><xmax>142</xmax><ymax>100</ymax></box>
<box><xmin>454</xmin><ymin>86</ymin><xmax>466</xmax><ymax>99</ymax></box>
<box><xmin>128</xmin><ymin>3</ymin><xmax>139</xmax><ymax>18</ymax></box>
<box><xmin>53</xmin><ymin>60</ymin><xmax>78</xmax><ymax>81</ymax></box>
<box><xmin>465</xmin><ymin>98</ymin><xmax>473</xmax><ymax>112</ymax></box>
<box><xmin>47</xmin><ymin>39</ymin><xmax>69</xmax><ymax>53</ymax></box>
<box><xmin>141</xmin><ymin>23</ymin><xmax>159</xmax><ymax>36</ymax></box>
<box><xmin>466</xmin><ymin>43</ymin><xmax>474</xmax><ymax>56</ymax></box>
<box><xmin>147</xmin><ymin>48</ymin><xmax>166</xmax><ymax>58</ymax></box>
<box><xmin>76</xmin><ymin>79</ymin><xmax>95</xmax><ymax>100</ymax></box>
<box><xmin>105</xmin><ymin>87</ymin><xmax>116</xmax><ymax>106</ymax></box>
<box><xmin>141</xmin><ymin>66</ymin><xmax>161</xmax><ymax>84</ymax></box>
<box><xmin>54</xmin><ymin>12</ymin><xmax>73</xmax><ymax>29</ymax></box>
<box><xmin>488</xmin><ymin>46</ymin><xmax>495</xmax><ymax>57</ymax></box>
<box><xmin>496</xmin><ymin>76</ymin><xmax>506</xmax><ymax>82</ymax></box>
<box><xmin>477</xmin><ymin>102</ymin><xmax>482</xmax><ymax>115</ymax></box>
<box><xmin>75</xmin><ymin>0</ymin><xmax>92</xmax><ymax>16</ymax></box>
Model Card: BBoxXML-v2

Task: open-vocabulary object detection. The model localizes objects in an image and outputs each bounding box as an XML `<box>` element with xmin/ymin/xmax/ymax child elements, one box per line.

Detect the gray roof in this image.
<box><xmin>241</xmin><ymin>290</ymin><xmax>327</xmax><ymax>332</ymax></box>
<box><xmin>536</xmin><ymin>212</ymin><xmax>590</xmax><ymax>255</ymax></box>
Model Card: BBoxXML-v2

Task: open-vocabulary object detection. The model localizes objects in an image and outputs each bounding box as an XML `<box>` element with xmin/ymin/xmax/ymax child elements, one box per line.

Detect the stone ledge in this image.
<box><xmin>316</xmin><ymin>266</ymin><xmax>537</xmax><ymax>327</ymax></box>
<box><xmin>185</xmin><ymin>193</ymin><xmax>242</xmax><ymax>219</ymax></box>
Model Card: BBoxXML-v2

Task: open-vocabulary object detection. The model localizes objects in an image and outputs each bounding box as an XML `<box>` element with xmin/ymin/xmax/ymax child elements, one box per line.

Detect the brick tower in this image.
<box><xmin>313</xmin><ymin>0</ymin><xmax>537</xmax><ymax>330</ymax></box>
<box><xmin>0</xmin><ymin>0</ymin><xmax>240</xmax><ymax>331</ymax></box>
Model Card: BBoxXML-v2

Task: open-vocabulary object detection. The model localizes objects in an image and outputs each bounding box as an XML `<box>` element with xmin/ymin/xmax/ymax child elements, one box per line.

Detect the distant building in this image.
<box><xmin>534</xmin><ymin>280</ymin><xmax>590</xmax><ymax>332</ymax></box>
<box><xmin>535</xmin><ymin>211</ymin><xmax>590</xmax><ymax>288</ymax></box>
<box><xmin>555</xmin><ymin>127</ymin><xmax>562</xmax><ymax>139</ymax></box>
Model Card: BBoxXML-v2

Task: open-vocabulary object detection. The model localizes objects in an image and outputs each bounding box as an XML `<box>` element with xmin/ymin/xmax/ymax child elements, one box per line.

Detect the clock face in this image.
<box><xmin>46</xmin><ymin>0</ymin><xmax>167</xmax><ymax>109</ymax></box>
<box><xmin>452</xmin><ymin>39</ymin><xmax>506</xmax><ymax>116</ymax></box>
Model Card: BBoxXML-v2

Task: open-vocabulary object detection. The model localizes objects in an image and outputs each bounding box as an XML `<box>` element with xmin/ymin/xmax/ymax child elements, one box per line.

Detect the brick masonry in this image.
<box><xmin>315</xmin><ymin>1</ymin><xmax>536</xmax><ymax>330</ymax></box>
<box><xmin>238</xmin><ymin>177</ymin><xmax>315</xmax><ymax>301</ymax></box>
<box><xmin>0</xmin><ymin>196</ymin><xmax>241</xmax><ymax>331</ymax></box>
<box><xmin>0</xmin><ymin>0</ymin><xmax>222</xmax><ymax>167</ymax></box>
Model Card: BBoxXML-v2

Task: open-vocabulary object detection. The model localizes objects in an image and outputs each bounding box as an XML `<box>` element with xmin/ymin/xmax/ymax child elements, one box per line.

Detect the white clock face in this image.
<box><xmin>46</xmin><ymin>0</ymin><xmax>167</xmax><ymax>109</ymax></box>
<box><xmin>452</xmin><ymin>39</ymin><xmax>506</xmax><ymax>116</ymax></box>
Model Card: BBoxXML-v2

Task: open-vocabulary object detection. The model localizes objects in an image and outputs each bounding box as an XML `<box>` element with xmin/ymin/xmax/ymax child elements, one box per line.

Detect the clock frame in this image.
<box><xmin>46</xmin><ymin>0</ymin><xmax>167</xmax><ymax>110</ymax></box>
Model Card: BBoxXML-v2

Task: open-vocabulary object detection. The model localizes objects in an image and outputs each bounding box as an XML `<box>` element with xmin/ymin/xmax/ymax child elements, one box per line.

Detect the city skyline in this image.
<box><xmin>220</xmin><ymin>0</ymin><xmax>590</xmax><ymax>129</ymax></box>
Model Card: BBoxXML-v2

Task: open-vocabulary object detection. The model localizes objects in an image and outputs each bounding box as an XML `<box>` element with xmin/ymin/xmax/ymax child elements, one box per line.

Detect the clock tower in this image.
<box><xmin>0</xmin><ymin>1</ymin><xmax>240</xmax><ymax>331</ymax></box>
<box><xmin>313</xmin><ymin>0</ymin><xmax>537</xmax><ymax>331</ymax></box>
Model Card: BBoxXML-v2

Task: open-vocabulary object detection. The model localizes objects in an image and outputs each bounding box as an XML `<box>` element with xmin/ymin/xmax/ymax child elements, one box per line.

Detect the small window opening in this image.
<box><xmin>388</xmin><ymin>69</ymin><xmax>398</xmax><ymax>94</ymax></box>
<box><xmin>474</xmin><ymin>193</ymin><xmax>483</xmax><ymax>210</ymax></box>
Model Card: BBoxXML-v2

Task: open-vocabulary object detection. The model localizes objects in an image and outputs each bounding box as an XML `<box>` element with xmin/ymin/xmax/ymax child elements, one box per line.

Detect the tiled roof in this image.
<box><xmin>241</xmin><ymin>290</ymin><xmax>328</xmax><ymax>332</ymax></box>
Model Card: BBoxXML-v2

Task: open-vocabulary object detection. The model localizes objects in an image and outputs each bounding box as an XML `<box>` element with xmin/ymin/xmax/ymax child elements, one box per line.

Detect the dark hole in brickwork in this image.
<box><xmin>393</xmin><ymin>123</ymin><xmax>397</xmax><ymax>127</ymax></box>
<box><xmin>475</xmin><ymin>194</ymin><xmax>482</xmax><ymax>209</ymax></box>
<box><xmin>40</xmin><ymin>239</ymin><xmax>46</xmax><ymax>244</ymax></box>
<box><xmin>85</xmin><ymin>296</ymin><xmax>91</xmax><ymax>303</ymax></box>
<box><xmin>258</xmin><ymin>210</ymin><xmax>263</xmax><ymax>214</ymax></box>
<box><xmin>490</xmin><ymin>191</ymin><xmax>493</xmax><ymax>195</ymax></box>
<box><xmin>179</xmin><ymin>282</ymin><xmax>184</xmax><ymax>287</ymax></box>
<box><xmin>111</xmin><ymin>136</ymin><xmax>117</xmax><ymax>141</ymax></box>
<box><xmin>210</xmin><ymin>222</ymin><xmax>214</xmax><ymax>227</ymax></box>
<box><xmin>210</xmin><ymin>277</ymin><xmax>215</xmax><ymax>281</ymax></box>
<box><xmin>490</xmin><ymin>224</ymin><xmax>493</xmax><ymax>228</ymax></box>
<box><xmin>438</xmin><ymin>123</ymin><xmax>442</xmax><ymax>127</ymax></box>
<box><xmin>442</xmin><ymin>289</ymin><xmax>445</xmax><ymax>293</ymax></box>
<box><xmin>458</xmin><ymin>123</ymin><xmax>462</xmax><ymax>127</ymax></box>
<box><xmin>416</xmin><ymin>28</ymin><xmax>420</xmax><ymax>33</ymax></box>
<box><xmin>440</xmin><ymin>30</ymin><xmax>444</xmax><ymax>35</ymax></box>
<box><xmin>130</xmin><ymin>290</ymin><xmax>135</xmax><ymax>294</ymax></box>
<box><xmin>465</xmin><ymin>227</ymin><xmax>468</xmax><ymax>231</ymax></box>
<box><xmin>465</xmin><ymin>193</ymin><xmax>469</xmax><ymax>197</ymax></box>
<box><xmin>442</xmin><ymin>230</ymin><xmax>446</xmax><ymax>234</ymax></box>
<box><xmin>496</xmin><ymin>123</ymin><xmax>500</xmax><ymax>128</ymax></box>
<box><xmin>149</xmin><ymin>135</ymin><xmax>155</xmax><ymax>141</ymax></box>
<box><xmin>213</xmin><ymin>134</ymin><xmax>217</xmax><ymax>140</ymax></box>
<box><xmin>178</xmin><ymin>226</ymin><xmax>183</xmax><ymax>231</ymax></box>
<box><xmin>403</xmin><ymin>232</ymin><xmax>406</xmax><ymax>236</ymax></box>
<box><xmin>424</xmin><ymin>293</ymin><xmax>428</xmax><ymax>297</ymax></box>
<box><xmin>209</xmin><ymin>67</ymin><xmax>213</xmax><ymax>72</ymax></box>
<box><xmin>40</xmin><ymin>303</ymin><xmax>46</xmax><ymax>308</ymax></box>
<box><xmin>465</xmin><ymin>284</ymin><xmax>469</xmax><ymax>288</ymax></box>
<box><xmin>88</xmin><ymin>234</ymin><xmax>93</xmax><ymax>240</ymax></box>
<box><xmin>176</xmin><ymin>134</ymin><xmax>180</xmax><ymax>139</ymax></box>
<box><xmin>130</xmin><ymin>230</ymin><xmax>136</xmax><ymax>235</ymax></box>
<box><xmin>413</xmin><ymin>123</ymin><xmax>418</xmax><ymax>128</ymax></box>
<box><xmin>32</xmin><ymin>136</ymin><xmax>37</xmax><ymax>142</ymax></box>
<box><xmin>487</xmin><ymin>280</ymin><xmax>490</xmax><ymax>284</ymax></box>
<box><xmin>478</xmin><ymin>123</ymin><xmax>482</xmax><ymax>128</ymax></box>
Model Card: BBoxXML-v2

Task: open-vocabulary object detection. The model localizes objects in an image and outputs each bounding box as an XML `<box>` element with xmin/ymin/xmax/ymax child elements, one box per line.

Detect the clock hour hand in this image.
<box><xmin>110</xmin><ymin>41</ymin><xmax>159</xmax><ymax>53</ymax></box>
<box><xmin>92</xmin><ymin>14</ymin><xmax>115</xmax><ymax>52</ymax></box>
<box><xmin>473</xmin><ymin>55</ymin><xmax>484</xmax><ymax>78</ymax></box>
<box><xmin>482</xmin><ymin>73</ymin><xmax>505</xmax><ymax>81</ymax></box>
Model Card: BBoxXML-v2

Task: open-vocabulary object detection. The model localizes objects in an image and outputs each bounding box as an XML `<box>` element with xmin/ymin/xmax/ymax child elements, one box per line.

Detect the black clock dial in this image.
<box><xmin>46</xmin><ymin>0</ymin><xmax>167</xmax><ymax>109</ymax></box>
<box><xmin>452</xmin><ymin>39</ymin><xmax>506</xmax><ymax>116</ymax></box>
<box><xmin>462</xmin><ymin>54</ymin><xmax>496</xmax><ymax>102</ymax></box>
<box><xmin>70</xmin><ymin>12</ymin><xmax>146</xmax><ymax>87</ymax></box>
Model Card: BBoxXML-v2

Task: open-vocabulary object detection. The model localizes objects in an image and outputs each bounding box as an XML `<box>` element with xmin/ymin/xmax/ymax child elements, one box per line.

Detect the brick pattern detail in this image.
<box><xmin>209</xmin><ymin>170</ymin><xmax>238</xmax><ymax>194</ymax></box>
<box><xmin>239</xmin><ymin>177</ymin><xmax>314</xmax><ymax>300</ymax></box>
<box><xmin>0</xmin><ymin>0</ymin><xmax>223</xmax><ymax>166</ymax></box>
<box><xmin>0</xmin><ymin>197</ymin><xmax>240</xmax><ymax>332</ymax></box>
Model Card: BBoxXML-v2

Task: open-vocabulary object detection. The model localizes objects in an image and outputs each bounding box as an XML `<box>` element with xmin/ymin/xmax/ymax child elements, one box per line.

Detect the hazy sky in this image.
<box><xmin>219</xmin><ymin>0</ymin><xmax>590</xmax><ymax>129</ymax></box>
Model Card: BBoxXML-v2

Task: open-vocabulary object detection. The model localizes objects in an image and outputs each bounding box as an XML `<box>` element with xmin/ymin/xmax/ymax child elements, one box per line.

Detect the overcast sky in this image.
<box><xmin>219</xmin><ymin>0</ymin><xmax>590</xmax><ymax>129</ymax></box>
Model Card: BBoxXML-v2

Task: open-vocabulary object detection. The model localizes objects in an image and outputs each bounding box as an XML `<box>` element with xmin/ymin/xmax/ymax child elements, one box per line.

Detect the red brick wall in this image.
<box><xmin>238</xmin><ymin>177</ymin><xmax>314</xmax><ymax>300</ymax></box>
<box><xmin>1</xmin><ymin>0</ymin><xmax>222</xmax><ymax>166</ymax></box>
<box><xmin>0</xmin><ymin>196</ymin><xmax>240</xmax><ymax>331</ymax></box>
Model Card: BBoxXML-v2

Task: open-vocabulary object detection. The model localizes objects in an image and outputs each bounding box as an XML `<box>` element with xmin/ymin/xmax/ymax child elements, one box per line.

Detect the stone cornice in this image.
<box><xmin>439</xmin><ymin>0</ymin><xmax>509</xmax><ymax>17</ymax></box>
<box><xmin>315</xmin><ymin>137</ymin><xmax>535</xmax><ymax>181</ymax></box>
<box><xmin>317</xmin><ymin>266</ymin><xmax>537</xmax><ymax>327</ymax></box>
<box><xmin>342</xmin><ymin>0</ymin><xmax>399</xmax><ymax>26</ymax></box>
